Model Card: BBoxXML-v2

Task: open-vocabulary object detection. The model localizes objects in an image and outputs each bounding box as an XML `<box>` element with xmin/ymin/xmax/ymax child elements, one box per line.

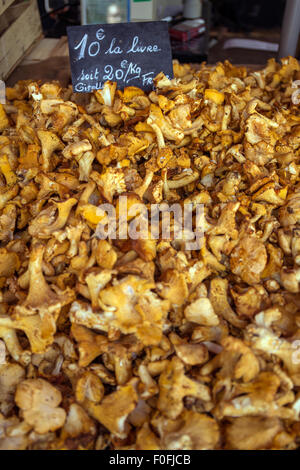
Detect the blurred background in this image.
<box><xmin>1</xmin><ymin>0</ymin><xmax>299</xmax><ymax>85</ymax></box>
<box><xmin>36</xmin><ymin>0</ymin><xmax>292</xmax><ymax>64</ymax></box>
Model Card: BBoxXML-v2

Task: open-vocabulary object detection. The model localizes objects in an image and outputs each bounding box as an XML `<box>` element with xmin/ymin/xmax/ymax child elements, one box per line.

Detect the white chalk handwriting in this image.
<box><xmin>74</xmin><ymin>61</ymin><xmax>155</xmax><ymax>93</ymax></box>
<box><xmin>74</xmin><ymin>29</ymin><xmax>161</xmax><ymax>61</ymax></box>
<box><xmin>71</xmin><ymin>25</ymin><xmax>168</xmax><ymax>91</ymax></box>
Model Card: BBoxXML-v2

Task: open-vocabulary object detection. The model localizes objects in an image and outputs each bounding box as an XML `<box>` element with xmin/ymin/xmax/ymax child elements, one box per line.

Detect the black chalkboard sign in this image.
<box><xmin>67</xmin><ymin>21</ymin><xmax>173</xmax><ymax>93</ymax></box>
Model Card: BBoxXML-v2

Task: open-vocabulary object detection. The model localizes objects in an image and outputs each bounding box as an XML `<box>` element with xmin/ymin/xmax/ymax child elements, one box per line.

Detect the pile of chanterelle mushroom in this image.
<box><xmin>0</xmin><ymin>57</ymin><xmax>300</xmax><ymax>450</ymax></box>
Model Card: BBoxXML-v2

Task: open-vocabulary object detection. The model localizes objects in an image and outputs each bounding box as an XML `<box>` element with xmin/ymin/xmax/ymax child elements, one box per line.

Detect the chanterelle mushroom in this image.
<box><xmin>1</xmin><ymin>56</ymin><xmax>300</xmax><ymax>450</ymax></box>
<box><xmin>15</xmin><ymin>379</ymin><xmax>66</xmax><ymax>434</ymax></box>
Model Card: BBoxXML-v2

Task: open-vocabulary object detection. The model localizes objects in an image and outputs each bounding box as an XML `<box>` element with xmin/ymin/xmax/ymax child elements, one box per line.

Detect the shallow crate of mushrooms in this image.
<box><xmin>0</xmin><ymin>57</ymin><xmax>300</xmax><ymax>450</ymax></box>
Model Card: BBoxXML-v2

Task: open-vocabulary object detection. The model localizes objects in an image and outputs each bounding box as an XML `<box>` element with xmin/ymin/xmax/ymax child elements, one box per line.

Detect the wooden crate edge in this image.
<box><xmin>0</xmin><ymin>0</ymin><xmax>15</xmax><ymax>18</ymax></box>
<box><xmin>0</xmin><ymin>0</ymin><xmax>42</xmax><ymax>80</ymax></box>
<box><xmin>3</xmin><ymin>32</ymin><xmax>43</xmax><ymax>80</ymax></box>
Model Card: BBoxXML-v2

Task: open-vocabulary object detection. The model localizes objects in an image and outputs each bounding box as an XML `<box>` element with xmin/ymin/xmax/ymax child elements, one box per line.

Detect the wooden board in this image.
<box><xmin>22</xmin><ymin>38</ymin><xmax>61</xmax><ymax>63</ymax></box>
<box><xmin>0</xmin><ymin>0</ymin><xmax>42</xmax><ymax>80</ymax></box>
<box><xmin>6</xmin><ymin>37</ymin><xmax>71</xmax><ymax>87</ymax></box>
<box><xmin>22</xmin><ymin>36</ymin><xmax>69</xmax><ymax>64</ymax></box>
<box><xmin>0</xmin><ymin>0</ymin><xmax>15</xmax><ymax>17</ymax></box>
